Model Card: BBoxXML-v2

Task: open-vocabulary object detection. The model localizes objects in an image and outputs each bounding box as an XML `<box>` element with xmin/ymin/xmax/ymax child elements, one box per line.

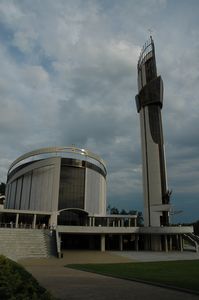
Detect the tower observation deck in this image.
<box><xmin>135</xmin><ymin>37</ymin><xmax>171</xmax><ymax>227</ymax></box>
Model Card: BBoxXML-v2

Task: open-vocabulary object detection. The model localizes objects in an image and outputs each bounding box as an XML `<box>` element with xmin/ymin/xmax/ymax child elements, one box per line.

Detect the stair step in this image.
<box><xmin>0</xmin><ymin>229</ymin><xmax>56</xmax><ymax>260</ymax></box>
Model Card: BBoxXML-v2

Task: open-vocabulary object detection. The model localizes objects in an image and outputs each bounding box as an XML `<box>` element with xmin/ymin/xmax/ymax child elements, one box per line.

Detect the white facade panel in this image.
<box><xmin>15</xmin><ymin>177</ymin><xmax>23</xmax><ymax>209</ymax></box>
<box><xmin>99</xmin><ymin>175</ymin><xmax>106</xmax><ymax>215</ymax></box>
<box><xmin>29</xmin><ymin>168</ymin><xmax>40</xmax><ymax>211</ymax></box>
<box><xmin>139</xmin><ymin>108</ymin><xmax>149</xmax><ymax>226</ymax></box>
<box><xmin>141</xmin><ymin>64</ymin><xmax>146</xmax><ymax>87</ymax></box>
<box><xmin>5</xmin><ymin>184</ymin><xmax>11</xmax><ymax>208</ymax></box>
<box><xmin>29</xmin><ymin>165</ymin><xmax>57</xmax><ymax>212</ymax></box>
<box><xmin>6</xmin><ymin>157</ymin><xmax>60</xmax><ymax>213</ymax></box>
<box><xmin>20</xmin><ymin>173</ymin><xmax>32</xmax><ymax>210</ymax></box>
<box><xmin>85</xmin><ymin>168</ymin><xmax>106</xmax><ymax>215</ymax></box>
<box><xmin>9</xmin><ymin>182</ymin><xmax>16</xmax><ymax>209</ymax></box>
<box><xmin>85</xmin><ymin>168</ymin><xmax>99</xmax><ymax>214</ymax></box>
<box><xmin>39</xmin><ymin>165</ymin><xmax>54</xmax><ymax>211</ymax></box>
<box><xmin>140</xmin><ymin>107</ymin><xmax>163</xmax><ymax>226</ymax></box>
<box><xmin>145</xmin><ymin>107</ymin><xmax>162</xmax><ymax>206</ymax></box>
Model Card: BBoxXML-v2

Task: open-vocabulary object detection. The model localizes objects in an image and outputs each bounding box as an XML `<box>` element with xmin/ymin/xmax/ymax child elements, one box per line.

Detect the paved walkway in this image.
<box><xmin>20</xmin><ymin>251</ymin><xmax>199</xmax><ymax>300</ymax></box>
<box><xmin>113</xmin><ymin>250</ymin><xmax>199</xmax><ymax>262</ymax></box>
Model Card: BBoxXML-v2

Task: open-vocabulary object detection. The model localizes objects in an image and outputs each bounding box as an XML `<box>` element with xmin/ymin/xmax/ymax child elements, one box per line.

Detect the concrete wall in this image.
<box><xmin>6</xmin><ymin>158</ymin><xmax>60</xmax><ymax>212</ymax></box>
<box><xmin>140</xmin><ymin>106</ymin><xmax>167</xmax><ymax>227</ymax></box>
<box><xmin>84</xmin><ymin>168</ymin><xmax>106</xmax><ymax>215</ymax></box>
<box><xmin>6</xmin><ymin>156</ymin><xmax>107</xmax><ymax>217</ymax></box>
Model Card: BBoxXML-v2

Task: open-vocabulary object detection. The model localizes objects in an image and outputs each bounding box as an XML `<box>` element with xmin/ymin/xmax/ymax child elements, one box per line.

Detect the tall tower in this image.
<box><xmin>135</xmin><ymin>37</ymin><xmax>171</xmax><ymax>227</ymax></box>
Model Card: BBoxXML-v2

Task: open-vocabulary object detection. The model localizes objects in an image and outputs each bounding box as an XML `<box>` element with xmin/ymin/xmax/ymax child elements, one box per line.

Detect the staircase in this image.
<box><xmin>183</xmin><ymin>233</ymin><xmax>199</xmax><ymax>252</ymax></box>
<box><xmin>43</xmin><ymin>229</ymin><xmax>57</xmax><ymax>257</ymax></box>
<box><xmin>0</xmin><ymin>228</ymin><xmax>57</xmax><ymax>261</ymax></box>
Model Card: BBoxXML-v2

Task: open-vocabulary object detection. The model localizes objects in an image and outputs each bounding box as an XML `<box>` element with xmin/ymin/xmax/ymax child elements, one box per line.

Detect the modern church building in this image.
<box><xmin>5</xmin><ymin>147</ymin><xmax>107</xmax><ymax>226</ymax></box>
<box><xmin>0</xmin><ymin>37</ymin><xmax>197</xmax><ymax>258</ymax></box>
<box><xmin>2</xmin><ymin>146</ymin><xmax>139</xmax><ymax>253</ymax></box>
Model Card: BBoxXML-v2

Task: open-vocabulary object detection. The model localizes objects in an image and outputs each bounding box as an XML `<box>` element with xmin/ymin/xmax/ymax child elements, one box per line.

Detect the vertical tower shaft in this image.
<box><xmin>135</xmin><ymin>37</ymin><xmax>170</xmax><ymax>227</ymax></box>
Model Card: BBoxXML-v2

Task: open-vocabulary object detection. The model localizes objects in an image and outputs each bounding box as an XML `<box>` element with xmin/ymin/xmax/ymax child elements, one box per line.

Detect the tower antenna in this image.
<box><xmin>148</xmin><ymin>28</ymin><xmax>153</xmax><ymax>39</ymax></box>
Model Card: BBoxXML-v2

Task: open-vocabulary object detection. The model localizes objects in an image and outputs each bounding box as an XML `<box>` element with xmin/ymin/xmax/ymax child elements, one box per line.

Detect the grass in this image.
<box><xmin>67</xmin><ymin>260</ymin><xmax>199</xmax><ymax>293</ymax></box>
<box><xmin>0</xmin><ymin>255</ymin><xmax>57</xmax><ymax>300</ymax></box>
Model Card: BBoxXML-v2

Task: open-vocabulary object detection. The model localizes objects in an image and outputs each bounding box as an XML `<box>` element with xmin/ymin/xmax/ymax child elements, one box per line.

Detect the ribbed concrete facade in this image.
<box><xmin>5</xmin><ymin>147</ymin><xmax>107</xmax><ymax>222</ymax></box>
<box><xmin>6</xmin><ymin>157</ymin><xmax>60</xmax><ymax>212</ymax></box>
<box><xmin>85</xmin><ymin>168</ymin><xmax>106</xmax><ymax>215</ymax></box>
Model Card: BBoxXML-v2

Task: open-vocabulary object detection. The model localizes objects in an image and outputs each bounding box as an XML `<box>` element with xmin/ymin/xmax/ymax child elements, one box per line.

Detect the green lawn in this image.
<box><xmin>67</xmin><ymin>260</ymin><xmax>199</xmax><ymax>293</ymax></box>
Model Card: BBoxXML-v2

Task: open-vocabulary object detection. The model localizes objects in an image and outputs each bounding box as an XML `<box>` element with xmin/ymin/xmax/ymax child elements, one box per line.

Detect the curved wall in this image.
<box><xmin>6</xmin><ymin>157</ymin><xmax>60</xmax><ymax>212</ymax></box>
<box><xmin>5</xmin><ymin>147</ymin><xmax>107</xmax><ymax>216</ymax></box>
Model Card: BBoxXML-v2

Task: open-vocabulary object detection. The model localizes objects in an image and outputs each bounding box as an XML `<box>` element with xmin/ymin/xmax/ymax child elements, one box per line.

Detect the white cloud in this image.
<box><xmin>13</xmin><ymin>29</ymin><xmax>37</xmax><ymax>53</ymax></box>
<box><xmin>0</xmin><ymin>1</ymin><xmax>24</xmax><ymax>25</ymax></box>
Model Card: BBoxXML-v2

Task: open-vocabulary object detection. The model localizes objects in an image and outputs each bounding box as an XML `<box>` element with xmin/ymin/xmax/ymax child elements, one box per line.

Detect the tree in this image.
<box><xmin>106</xmin><ymin>205</ymin><xmax>144</xmax><ymax>225</ymax></box>
<box><xmin>120</xmin><ymin>209</ymin><xmax>127</xmax><ymax>215</ymax></box>
<box><xmin>128</xmin><ymin>209</ymin><xmax>137</xmax><ymax>215</ymax></box>
<box><xmin>110</xmin><ymin>207</ymin><xmax>119</xmax><ymax>215</ymax></box>
<box><xmin>126</xmin><ymin>210</ymin><xmax>143</xmax><ymax>226</ymax></box>
<box><xmin>136</xmin><ymin>211</ymin><xmax>144</xmax><ymax>226</ymax></box>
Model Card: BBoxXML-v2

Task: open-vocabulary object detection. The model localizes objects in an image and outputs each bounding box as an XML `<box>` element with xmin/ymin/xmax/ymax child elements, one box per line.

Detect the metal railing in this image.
<box><xmin>138</xmin><ymin>36</ymin><xmax>154</xmax><ymax>69</ymax></box>
<box><xmin>0</xmin><ymin>223</ymin><xmax>52</xmax><ymax>229</ymax></box>
<box><xmin>8</xmin><ymin>146</ymin><xmax>107</xmax><ymax>175</ymax></box>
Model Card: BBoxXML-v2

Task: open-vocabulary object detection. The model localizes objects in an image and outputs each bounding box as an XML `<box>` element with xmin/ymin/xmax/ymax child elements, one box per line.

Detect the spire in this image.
<box><xmin>148</xmin><ymin>28</ymin><xmax>153</xmax><ymax>38</ymax></box>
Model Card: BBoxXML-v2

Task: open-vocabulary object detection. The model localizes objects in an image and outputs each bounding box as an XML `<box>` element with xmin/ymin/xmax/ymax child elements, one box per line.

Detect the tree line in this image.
<box><xmin>107</xmin><ymin>205</ymin><xmax>143</xmax><ymax>226</ymax></box>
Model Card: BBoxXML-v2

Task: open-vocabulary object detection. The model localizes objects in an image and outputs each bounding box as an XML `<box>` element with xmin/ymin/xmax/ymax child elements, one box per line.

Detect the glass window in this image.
<box><xmin>58</xmin><ymin>164</ymin><xmax>85</xmax><ymax>210</ymax></box>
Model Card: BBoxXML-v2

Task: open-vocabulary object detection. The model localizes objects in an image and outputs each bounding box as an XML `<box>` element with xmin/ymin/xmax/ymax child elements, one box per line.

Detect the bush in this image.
<box><xmin>0</xmin><ymin>255</ymin><xmax>55</xmax><ymax>300</ymax></box>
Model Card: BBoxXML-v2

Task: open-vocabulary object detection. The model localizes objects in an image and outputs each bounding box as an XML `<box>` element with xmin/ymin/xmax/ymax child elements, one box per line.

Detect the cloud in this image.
<box><xmin>0</xmin><ymin>0</ymin><xmax>198</xmax><ymax>222</ymax></box>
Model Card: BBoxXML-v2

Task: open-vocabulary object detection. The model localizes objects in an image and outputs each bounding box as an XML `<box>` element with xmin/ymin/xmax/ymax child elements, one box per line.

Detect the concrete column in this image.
<box><xmin>175</xmin><ymin>235</ymin><xmax>179</xmax><ymax>250</ymax></box>
<box><xmin>58</xmin><ymin>232</ymin><xmax>62</xmax><ymax>258</ymax></box>
<box><xmin>135</xmin><ymin>235</ymin><xmax>139</xmax><ymax>251</ymax></box>
<box><xmin>119</xmin><ymin>235</ymin><xmax>123</xmax><ymax>251</ymax></box>
<box><xmin>164</xmin><ymin>235</ymin><xmax>168</xmax><ymax>252</ymax></box>
<box><xmin>168</xmin><ymin>235</ymin><xmax>172</xmax><ymax>251</ymax></box>
<box><xmin>89</xmin><ymin>217</ymin><xmax>92</xmax><ymax>227</ymax></box>
<box><xmin>179</xmin><ymin>235</ymin><xmax>183</xmax><ymax>252</ymax></box>
<box><xmin>92</xmin><ymin>217</ymin><xmax>95</xmax><ymax>227</ymax></box>
<box><xmin>151</xmin><ymin>235</ymin><xmax>162</xmax><ymax>251</ymax></box>
<box><xmin>15</xmin><ymin>214</ymin><xmax>19</xmax><ymax>228</ymax></box>
<box><xmin>134</xmin><ymin>218</ymin><xmax>137</xmax><ymax>227</ymax></box>
<box><xmin>49</xmin><ymin>213</ymin><xmax>58</xmax><ymax>227</ymax></box>
<box><xmin>118</xmin><ymin>220</ymin><xmax>121</xmax><ymax>227</ymax></box>
<box><xmin>32</xmin><ymin>214</ymin><xmax>37</xmax><ymax>229</ymax></box>
<box><xmin>128</xmin><ymin>219</ymin><xmax>131</xmax><ymax>227</ymax></box>
<box><xmin>101</xmin><ymin>234</ymin><xmax>105</xmax><ymax>252</ymax></box>
<box><xmin>121</xmin><ymin>219</ymin><xmax>124</xmax><ymax>227</ymax></box>
<box><xmin>112</xmin><ymin>221</ymin><xmax>115</xmax><ymax>227</ymax></box>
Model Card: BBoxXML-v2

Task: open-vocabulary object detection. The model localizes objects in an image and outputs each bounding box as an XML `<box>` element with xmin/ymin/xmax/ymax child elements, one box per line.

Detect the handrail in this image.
<box><xmin>55</xmin><ymin>229</ymin><xmax>61</xmax><ymax>257</ymax></box>
<box><xmin>138</xmin><ymin>35</ymin><xmax>154</xmax><ymax>69</ymax></box>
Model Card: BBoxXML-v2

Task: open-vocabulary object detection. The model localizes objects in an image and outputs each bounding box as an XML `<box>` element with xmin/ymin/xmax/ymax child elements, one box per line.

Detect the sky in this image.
<box><xmin>0</xmin><ymin>0</ymin><xmax>199</xmax><ymax>223</ymax></box>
